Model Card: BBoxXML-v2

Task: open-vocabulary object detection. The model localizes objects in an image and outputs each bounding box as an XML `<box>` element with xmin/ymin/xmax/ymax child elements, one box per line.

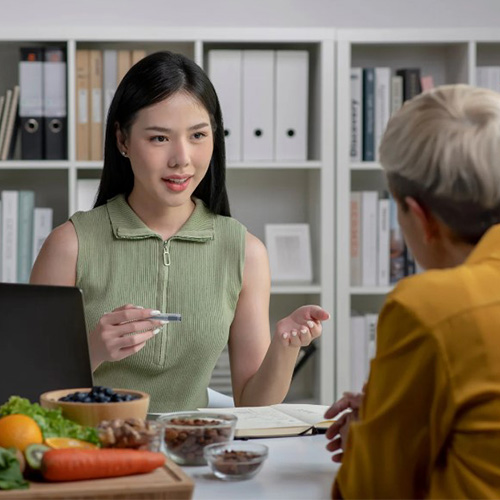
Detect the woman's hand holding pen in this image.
<box><xmin>274</xmin><ymin>305</ymin><xmax>330</xmax><ymax>347</ymax></box>
<box><xmin>88</xmin><ymin>304</ymin><xmax>166</xmax><ymax>371</ymax></box>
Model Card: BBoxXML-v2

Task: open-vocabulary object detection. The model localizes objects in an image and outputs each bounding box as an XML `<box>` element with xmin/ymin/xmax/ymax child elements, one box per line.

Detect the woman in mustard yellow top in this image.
<box><xmin>326</xmin><ymin>85</ymin><xmax>500</xmax><ymax>499</ymax></box>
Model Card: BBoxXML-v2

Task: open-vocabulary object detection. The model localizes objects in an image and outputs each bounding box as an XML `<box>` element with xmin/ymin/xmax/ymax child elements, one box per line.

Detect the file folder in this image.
<box><xmin>76</xmin><ymin>178</ymin><xmax>100</xmax><ymax>211</ymax></box>
<box><xmin>19</xmin><ymin>48</ymin><xmax>44</xmax><ymax>160</ymax></box>
<box><xmin>1</xmin><ymin>190</ymin><xmax>19</xmax><ymax>283</ymax></box>
<box><xmin>275</xmin><ymin>51</ymin><xmax>309</xmax><ymax>161</ymax></box>
<box><xmin>17</xmin><ymin>190</ymin><xmax>35</xmax><ymax>283</ymax></box>
<box><xmin>32</xmin><ymin>207</ymin><xmax>53</xmax><ymax>266</ymax></box>
<box><xmin>103</xmin><ymin>50</ymin><xmax>118</xmax><ymax>134</ymax></box>
<box><xmin>43</xmin><ymin>48</ymin><xmax>67</xmax><ymax>160</ymax></box>
<box><xmin>76</xmin><ymin>50</ymin><xmax>90</xmax><ymax>161</ymax></box>
<box><xmin>131</xmin><ymin>49</ymin><xmax>146</xmax><ymax>66</ymax></box>
<box><xmin>0</xmin><ymin>89</ymin><xmax>12</xmax><ymax>158</ymax></box>
<box><xmin>208</xmin><ymin>50</ymin><xmax>242</xmax><ymax>162</ymax></box>
<box><xmin>89</xmin><ymin>50</ymin><xmax>103</xmax><ymax>161</ymax></box>
<box><xmin>117</xmin><ymin>50</ymin><xmax>131</xmax><ymax>83</ymax></box>
<box><xmin>242</xmin><ymin>51</ymin><xmax>274</xmax><ymax>161</ymax></box>
<box><xmin>0</xmin><ymin>86</ymin><xmax>20</xmax><ymax>161</ymax></box>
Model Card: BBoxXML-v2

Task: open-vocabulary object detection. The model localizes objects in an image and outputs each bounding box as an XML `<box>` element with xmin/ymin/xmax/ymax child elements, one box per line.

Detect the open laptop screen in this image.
<box><xmin>0</xmin><ymin>283</ymin><xmax>93</xmax><ymax>404</ymax></box>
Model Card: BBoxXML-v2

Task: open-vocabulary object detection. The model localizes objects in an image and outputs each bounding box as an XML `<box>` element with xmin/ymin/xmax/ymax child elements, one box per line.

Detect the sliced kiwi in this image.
<box><xmin>24</xmin><ymin>443</ymin><xmax>50</xmax><ymax>471</ymax></box>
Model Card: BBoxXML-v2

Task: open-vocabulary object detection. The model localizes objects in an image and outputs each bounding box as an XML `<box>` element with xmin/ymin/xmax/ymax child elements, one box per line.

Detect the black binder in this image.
<box><xmin>43</xmin><ymin>47</ymin><xmax>67</xmax><ymax>160</ymax></box>
<box><xmin>19</xmin><ymin>47</ymin><xmax>44</xmax><ymax>159</ymax></box>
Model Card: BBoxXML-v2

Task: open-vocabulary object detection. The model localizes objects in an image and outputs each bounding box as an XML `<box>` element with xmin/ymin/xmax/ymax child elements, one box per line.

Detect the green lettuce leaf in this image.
<box><xmin>0</xmin><ymin>396</ymin><xmax>99</xmax><ymax>445</ymax></box>
<box><xmin>0</xmin><ymin>447</ymin><xmax>29</xmax><ymax>490</ymax></box>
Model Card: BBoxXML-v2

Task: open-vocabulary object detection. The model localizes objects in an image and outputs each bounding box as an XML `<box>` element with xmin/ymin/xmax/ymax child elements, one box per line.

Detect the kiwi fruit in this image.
<box><xmin>24</xmin><ymin>443</ymin><xmax>50</xmax><ymax>473</ymax></box>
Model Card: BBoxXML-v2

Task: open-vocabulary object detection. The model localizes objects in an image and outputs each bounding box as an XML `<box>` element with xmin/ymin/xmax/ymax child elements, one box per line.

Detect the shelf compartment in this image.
<box><xmin>0</xmin><ymin>168</ymin><xmax>69</xmax><ymax>226</ymax></box>
<box><xmin>202</xmin><ymin>41</ymin><xmax>323</xmax><ymax>162</ymax></box>
<box><xmin>227</xmin><ymin>168</ymin><xmax>322</xmax><ymax>284</ymax></box>
<box><xmin>351</xmin><ymin>42</ymin><xmax>470</xmax><ymax>86</ymax></box>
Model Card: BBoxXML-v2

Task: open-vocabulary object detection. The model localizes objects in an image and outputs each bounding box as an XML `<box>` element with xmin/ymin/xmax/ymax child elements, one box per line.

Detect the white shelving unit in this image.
<box><xmin>0</xmin><ymin>27</ymin><xmax>335</xmax><ymax>404</ymax></box>
<box><xmin>335</xmin><ymin>27</ymin><xmax>500</xmax><ymax>397</ymax></box>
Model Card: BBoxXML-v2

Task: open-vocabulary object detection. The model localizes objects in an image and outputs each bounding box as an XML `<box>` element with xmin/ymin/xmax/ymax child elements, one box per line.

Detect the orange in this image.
<box><xmin>0</xmin><ymin>414</ymin><xmax>43</xmax><ymax>452</ymax></box>
<box><xmin>45</xmin><ymin>437</ymin><xmax>98</xmax><ymax>449</ymax></box>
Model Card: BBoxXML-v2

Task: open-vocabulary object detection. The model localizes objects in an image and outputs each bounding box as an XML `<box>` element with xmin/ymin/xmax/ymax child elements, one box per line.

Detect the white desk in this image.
<box><xmin>182</xmin><ymin>435</ymin><xmax>340</xmax><ymax>500</ymax></box>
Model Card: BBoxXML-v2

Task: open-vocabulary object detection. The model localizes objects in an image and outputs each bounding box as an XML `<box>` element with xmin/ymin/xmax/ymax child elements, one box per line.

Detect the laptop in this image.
<box><xmin>0</xmin><ymin>283</ymin><xmax>93</xmax><ymax>404</ymax></box>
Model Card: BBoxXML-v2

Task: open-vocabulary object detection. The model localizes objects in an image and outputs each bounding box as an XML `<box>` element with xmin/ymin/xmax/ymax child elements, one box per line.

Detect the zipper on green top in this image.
<box><xmin>155</xmin><ymin>238</ymin><xmax>171</xmax><ymax>366</ymax></box>
<box><xmin>163</xmin><ymin>239</ymin><xmax>171</xmax><ymax>266</ymax></box>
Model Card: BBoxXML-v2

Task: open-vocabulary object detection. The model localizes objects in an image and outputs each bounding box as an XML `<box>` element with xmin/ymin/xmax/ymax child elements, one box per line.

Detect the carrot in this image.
<box><xmin>41</xmin><ymin>448</ymin><xmax>165</xmax><ymax>482</ymax></box>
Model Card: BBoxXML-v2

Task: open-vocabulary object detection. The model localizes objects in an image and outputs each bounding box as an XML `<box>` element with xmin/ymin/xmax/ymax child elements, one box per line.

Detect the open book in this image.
<box><xmin>198</xmin><ymin>404</ymin><xmax>333</xmax><ymax>438</ymax></box>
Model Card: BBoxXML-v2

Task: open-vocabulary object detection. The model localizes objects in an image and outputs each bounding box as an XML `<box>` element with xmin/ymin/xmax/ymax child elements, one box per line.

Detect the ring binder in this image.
<box><xmin>19</xmin><ymin>47</ymin><xmax>44</xmax><ymax>160</ymax></box>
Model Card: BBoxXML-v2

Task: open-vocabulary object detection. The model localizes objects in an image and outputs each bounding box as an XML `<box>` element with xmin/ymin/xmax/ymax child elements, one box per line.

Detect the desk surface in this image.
<box><xmin>182</xmin><ymin>434</ymin><xmax>340</xmax><ymax>500</ymax></box>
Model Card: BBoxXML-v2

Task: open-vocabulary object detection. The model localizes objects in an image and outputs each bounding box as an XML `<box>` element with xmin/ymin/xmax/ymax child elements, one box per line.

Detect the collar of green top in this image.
<box><xmin>106</xmin><ymin>194</ymin><xmax>215</xmax><ymax>242</ymax></box>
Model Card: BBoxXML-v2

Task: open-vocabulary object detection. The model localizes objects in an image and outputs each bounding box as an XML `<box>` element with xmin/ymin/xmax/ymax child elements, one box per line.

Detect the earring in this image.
<box><xmin>121</xmin><ymin>151</ymin><xmax>128</xmax><ymax>157</ymax></box>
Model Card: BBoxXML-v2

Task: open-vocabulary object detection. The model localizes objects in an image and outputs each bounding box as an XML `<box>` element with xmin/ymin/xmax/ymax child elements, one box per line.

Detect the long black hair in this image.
<box><xmin>94</xmin><ymin>51</ymin><xmax>231</xmax><ymax>216</ymax></box>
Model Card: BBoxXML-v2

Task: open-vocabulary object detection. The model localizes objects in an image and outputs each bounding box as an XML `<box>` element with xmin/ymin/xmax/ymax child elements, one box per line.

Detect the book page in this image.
<box><xmin>271</xmin><ymin>404</ymin><xmax>331</xmax><ymax>426</ymax></box>
<box><xmin>198</xmin><ymin>406</ymin><xmax>310</xmax><ymax>430</ymax></box>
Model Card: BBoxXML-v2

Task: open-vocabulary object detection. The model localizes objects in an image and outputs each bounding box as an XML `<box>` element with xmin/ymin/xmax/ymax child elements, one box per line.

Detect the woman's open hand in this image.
<box><xmin>274</xmin><ymin>305</ymin><xmax>330</xmax><ymax>347</ymax></box>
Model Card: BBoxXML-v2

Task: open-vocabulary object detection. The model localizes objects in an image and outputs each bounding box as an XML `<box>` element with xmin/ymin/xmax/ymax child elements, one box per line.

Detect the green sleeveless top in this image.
<box><xmin>70</xmin><ymin>194</ymin><xmax>246</xmax><ymax>412</ymax></box>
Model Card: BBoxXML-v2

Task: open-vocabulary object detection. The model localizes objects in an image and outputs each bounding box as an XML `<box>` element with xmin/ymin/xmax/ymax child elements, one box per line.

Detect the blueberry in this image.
<box><xmin>104</xmin><ymin>387</ymin><xmax>113</xmax><ymax>396</ymax></box>
<box><xmin>83</xmin><ymin>396</ymin><xmax>92</xmax><ymax>402</ymax></box>
<box><xmin>123</xmin><ymin>394</ymin><xmax>133</xmax><ymax>401</ymax></box>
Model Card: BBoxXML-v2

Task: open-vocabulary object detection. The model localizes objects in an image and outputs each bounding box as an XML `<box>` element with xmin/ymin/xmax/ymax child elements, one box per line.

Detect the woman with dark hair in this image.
<box><xmin>31</xmin><ymin>51</ymin><xmax>329</xmax><ymax>412</ymax></box>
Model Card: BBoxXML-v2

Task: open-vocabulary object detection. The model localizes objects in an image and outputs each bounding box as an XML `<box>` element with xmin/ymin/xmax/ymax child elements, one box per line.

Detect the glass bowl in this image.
<box><xmin>204</xmin><ymin>442</ymin><xmax>269</xmax><ymax>480</ymax></box>
<box><xmin>158</xmin><ymin>411</ymin><xmax>237</xmax><ymax>465</ymax></box>
<box><xmin>97</xmin><ymin>418</ymin><xmax>163</xmax><ymax>451</ymax></box>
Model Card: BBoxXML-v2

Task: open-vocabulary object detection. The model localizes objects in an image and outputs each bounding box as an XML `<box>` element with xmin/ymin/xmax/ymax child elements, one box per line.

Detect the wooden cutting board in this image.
<box><xmin>0</xmin><ymin>458</ymin><xmax>194</xmax><ymax>499</ymax></box>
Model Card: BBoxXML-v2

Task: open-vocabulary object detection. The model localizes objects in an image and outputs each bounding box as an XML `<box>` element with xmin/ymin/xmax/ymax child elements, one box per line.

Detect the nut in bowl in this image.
<box><xmin>39</xmin><ymin>387</ymin><xmax>150</xmax><ymax>427</ymax></box>
<box><xmin>98</xmin><ymin>418</ymin><xmax>163</xmax><ymax>451</ymax></box>
<box><xmin>204</xmin><ymin>442</ymin><xmax>269</xmax><ymax>481</ymax></box>
<box><xmin>159</xmin><ymin>411</ymin><xmax>237</xmax><ymax>466</ymax></box>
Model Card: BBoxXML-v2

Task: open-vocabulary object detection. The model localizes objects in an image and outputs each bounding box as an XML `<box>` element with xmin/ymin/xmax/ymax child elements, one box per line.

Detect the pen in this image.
<box><xmin>147</xmin><ymin>313</ymin><xmax>182</xmax><ymax>322</ymax></box>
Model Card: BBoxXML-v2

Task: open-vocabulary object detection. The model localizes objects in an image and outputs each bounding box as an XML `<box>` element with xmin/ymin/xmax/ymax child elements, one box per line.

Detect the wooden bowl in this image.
<box><xmin>39</xmin><ymin>388</ymin><xmax>150</xmax><ymax>427</ymax></box>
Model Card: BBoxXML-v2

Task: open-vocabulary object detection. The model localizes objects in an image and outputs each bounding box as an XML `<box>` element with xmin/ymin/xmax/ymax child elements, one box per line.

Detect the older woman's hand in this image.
<box><xmin>325</xmin><ymin>391</ymin><xmax>363</xmax><ymax>463</ymax></box>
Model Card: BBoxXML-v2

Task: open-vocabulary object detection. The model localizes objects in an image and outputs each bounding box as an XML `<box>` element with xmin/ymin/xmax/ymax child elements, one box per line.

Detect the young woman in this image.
<box><xmin>31</xmin><ymin>51</ymin><xmax>329</xmax><ymax>413</ymax></box>
<box><xmin>325</xmin><ymin>85</ymin><xmax>500</xmax><ymax>498</ymax></box>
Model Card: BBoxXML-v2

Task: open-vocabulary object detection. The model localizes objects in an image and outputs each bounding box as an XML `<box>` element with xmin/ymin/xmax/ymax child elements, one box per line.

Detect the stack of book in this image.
<box><xmin>75</xmin><ymin>49</ymin><xmax>146</xmax><ymax>161</ymax></box>
<box><xmin>476</xmin><ymin>66</ymin><xmax>500</xmax><ymax>91</ymax></box>
<box><xmin>350</xmin><ymin>66</ymin><xmax>434</xmax><ymax>162</ymax></box>
<box><xmin>0</xmin><ymin>190</ymin><xmax>53</xmax><ymax>283</ymax></box>
<box><xmin>350</xmin><ymin>312</ymin><xmax>378</xmax><ymax>392</ymax></box>
<box><xmin>350</xmin><ymin>191</ymin><xmax>417</xmax><ymax>287</ymax></box>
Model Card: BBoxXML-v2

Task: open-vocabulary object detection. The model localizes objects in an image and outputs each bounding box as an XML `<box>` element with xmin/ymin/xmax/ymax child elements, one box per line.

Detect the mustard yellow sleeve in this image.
<box><xmin>334</xmin><ymin>298</ymin><xmax>455</xmax><ymax>499</ymax></box>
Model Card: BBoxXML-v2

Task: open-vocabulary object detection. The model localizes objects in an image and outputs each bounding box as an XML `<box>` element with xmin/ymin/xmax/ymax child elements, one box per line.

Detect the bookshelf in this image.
<box><xmin>0</xmin><ymin>27</ymin><xmax>335</xmax><ymax>405</ymax></box>
<box><xmin>335</xmin><ymin>28</ymin><xmax>500</xmax><ymax>397</ymax></box>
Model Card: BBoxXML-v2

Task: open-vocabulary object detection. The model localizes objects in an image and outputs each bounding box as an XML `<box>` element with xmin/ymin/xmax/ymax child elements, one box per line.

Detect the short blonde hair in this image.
<box><xmin>380</xmin><ymin>84</ymin><xmax>500</xmax><ymax>243</ymax></box>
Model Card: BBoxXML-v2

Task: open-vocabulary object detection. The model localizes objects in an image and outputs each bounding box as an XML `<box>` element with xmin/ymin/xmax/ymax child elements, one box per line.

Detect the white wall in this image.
<box><xmin>0</xmin><ymin>0</ymin><xmax>499</xmax><ymax>29</ymax></box>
